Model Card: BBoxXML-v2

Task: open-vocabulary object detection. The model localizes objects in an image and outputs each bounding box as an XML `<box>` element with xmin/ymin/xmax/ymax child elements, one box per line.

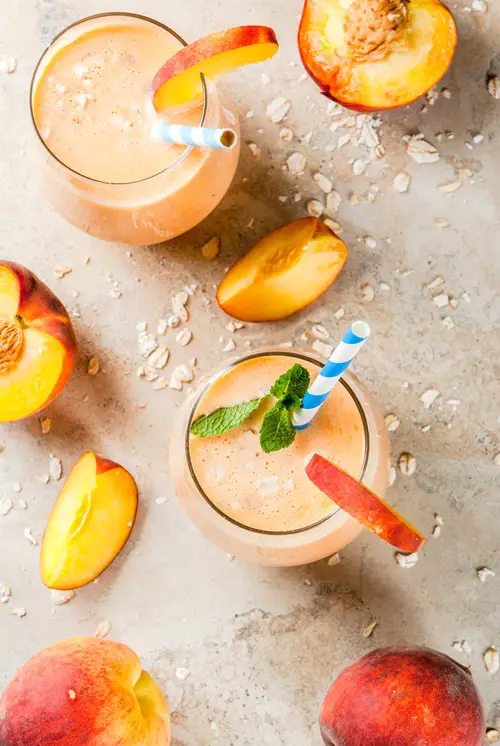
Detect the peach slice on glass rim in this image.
<box><xmin>298</xmin><ymin>0</ymin><xmax>457</xmax><ymax>111</ymax></box>
<box><xmin>152</xmin><ymin>26</ymin><xmax>279</xmax><ymax>111</ymax></box>
<box><xmin>0</xmin><ymin>261</ymin><xmax>77</xmax><ymax>423</ymax></box>
<box><xmin>217</xmin><ymin>217</ymin><xmax>348</xmax><ymax>322</ymax></box>
<box><xmin>306</xmin><ymin>454</ymin><xmax>425</xmax><ymax>552</ymax></box>
<box><xmin>40</xmin><ymin>452</ymin><xmax>138</xmax><ymax>590</ymax></box>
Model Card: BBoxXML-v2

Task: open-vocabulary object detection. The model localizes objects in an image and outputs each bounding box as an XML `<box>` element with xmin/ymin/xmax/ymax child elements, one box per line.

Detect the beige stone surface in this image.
<box><xmin>1</xmin><ymin>0</ymin><xmax>499</xmax><ymax>743</ymax></box>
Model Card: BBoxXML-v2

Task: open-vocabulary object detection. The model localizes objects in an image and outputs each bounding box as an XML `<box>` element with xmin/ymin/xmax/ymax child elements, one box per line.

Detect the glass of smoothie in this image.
<box><xmin>170</xmin><ymin>350</ymin><xmax>392</xmax><ymax>566</ymax></box>
<box><xmin>30</xmin><ymin>13</ymin><xmax>241</xmax><ymax>245</ymax></box>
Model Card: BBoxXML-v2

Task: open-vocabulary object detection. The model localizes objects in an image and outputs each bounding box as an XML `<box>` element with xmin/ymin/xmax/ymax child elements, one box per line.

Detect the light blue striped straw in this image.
<box><xmin>154</xmin><ymin>123</ymin><xmax>238</xmax><ymax>151</ymax></box>
<box><xmin>293</xmin><ymin>320</ymin><xmax>371</xmax><ymax>430</ymax></box>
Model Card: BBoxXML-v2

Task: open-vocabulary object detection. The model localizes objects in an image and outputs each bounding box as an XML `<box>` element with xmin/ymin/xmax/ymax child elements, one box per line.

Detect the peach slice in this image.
<box><xmin>0</xmin><ymin>637</ymin><xmax>171</xmax><ymax>746</ymax></box>
<box><xmin>153</xmin><ymin>26</ymin><xmax>279</xmax><ymax>111</ymax></box>
<box><xmin>217</xmin><ymin>218</ymin><xmax>348</xmax><ymax>322</ymax></box>
<box><xmin>0</xmin><ymin>261</ymin><xmax>77</xmax><ymax>423</ymax></box>
<box><xmin>40</xmin><ymin>452</ymin><xmax>138</xmax><ymax>590</ymax></box>
<box><xmin>298</xmin><ymin>0</ymin><xmax>457</xmax><ymax>111</ymax></box>
<box><xmin>306</xmin><ymin>454</ymin><xmax>425</xmax><ymax>552</ymax></box>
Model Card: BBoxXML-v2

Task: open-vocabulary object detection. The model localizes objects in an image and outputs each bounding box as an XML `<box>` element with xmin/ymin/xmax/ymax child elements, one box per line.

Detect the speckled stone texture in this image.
<box><xmin>0</xmin><ymin>0</ymin><xmax>499</xmax><ymax>744</ymax></box>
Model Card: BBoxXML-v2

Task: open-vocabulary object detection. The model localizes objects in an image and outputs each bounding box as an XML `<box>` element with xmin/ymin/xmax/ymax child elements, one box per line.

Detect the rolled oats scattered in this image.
<box><xmin>327</xmin><ymin>553</ymin><xmax>341</xmax><ymax>566</ymax></box>
<box><xmin>477</xmin><ymin>566</ymin><xmax>495</xmax><ymax>582</ymax></box>
<box><xmin>148</xmin><ymin>346</ymin><xmax>170</xmax><ymax>370</ymax></box>
<box><xmin>486</xmin><ymin>729</ymin><xmax>499</xmax><ymax>743</ymax></box>
<box><xmin>323</xmin><ymin>218</ymin><xmax>342</xmax><ymax>234</ymax></box>
<box><xmin>442</xmin><ymin>316</ymin><xmax>454</xmax><ymax>330</ymax></box>
<box><xmin>398</xmin><ymin>452</ymin><xmax>416</xmax><ymax>475</ymax></box>
<box><xmin>313</xmin><ymin>172</ymin><xmax>333</xmax><ymax>194</ymax></box>
<box><xmin>51</xmin><ymin>589</ymin><xmax>75</xmax><ymax>605</ymax></box>
<box><xmin>0</xmin><ymin>55</ymin><xmax>17</xmax><ymax>74</ymax></box>
<box><xmin>266</xmin><ymin>97</ymin><xmax>291</xmax><ymax>123</ymax></box>
<box><xmin>138</xmin><ymin>332</ymin><xmax>158</xmax><ymax>358</ymax></box>
<box><xmin>393</xmin><ymin>171</ymin><xmax>411</xmax><ymax>193</ymax></box>
<box><xmin>95</xmin><ymin>620</ymin><xmax>111</xmax><ymax>639</ymax></box>
<box><xmin>326</xmin><ymin>191</ymin><xmax>342</xmax><ymax>212</ymax></box>
<box><xmin>175</xmin><ymin>667</ymin><xmax>190</xmax><ymax>680</ymax></box>
<box><xmin>307</xmin><ymin>199</ymin><xmax>323</xmax><ymax>218</ymax></box>
<box><xmin>432</xmin><ymin>525</ymin><xmax>441</xmax><ymax>538</ymax></box>
<box><xmin>312</xmin><ymin>340</ymin><xmax>334</xmax><ymax>359</ymax></box>
<box><xmin>0</xmin><ymin>498</ymin><xmax>13</xmax><ymax>516</ymax></box>
<box><xmin>406</xmin><ymin>135</ymin><xmax>440</xmax><ymax>164</ymax></box>
<box><xmin>157</xmin><ymin>319</ymin><xmax>168</xmax><ymax>335</ymax></box>
<box><xmin>287</xmin><ymin>152</ymin><xmax>307</xmax><ymax>177</ymax></box>
<box><xmin>363</xmin><ymin>621</ymin><xmax>378</xmax><ymax>637</ymax></box>
<box><xmin>222</xmin><ymin>339</ymin><xmax>236</xmax><ymax>353</ymax></box>
<box><xmin>385</xmin><ymin>414</ymin><xmax>400</xmax><ymax>432</ymax></box>
<box><xmin>109</xmin><ymin>288</ymin><xmax>123</xmax><ymax>299</ymax></box>
<box><xmin>426</xmin><ymin>276</ymin><xmax>444</xmax><ymax>290</ymax></box>
<box><xmin>88</xmin><ymin>357</ymin><xmax>100</xmax><ymax>376</ymax></box>
<box><xmin>352</xmin><ymin>158</ymin><xmax>368</xmax><ymax>176</ymax></box>
<box><xmin>420</xmin><ymin>389</ymin><xmax>440</xmax><ymax>409</ymax></box>
<box><xmin>360</xmin><ymin>283</ymin><xmax>375</xmax><ymax>302</ymax></box>
<box><xmin>334</xmin><ymin>308</ymin><xmax>345</xmax><ymax>320</ymax></box>
<box><xmin>155</xmin><ymin>497</ymin><xmax>168</xmax><ymax>505</ymax></box>
<box><xmin>311</xmin><ymin>324</ymin><xmax>330</xmax><ymax>342</ymax></box>
<box><xmin>40</xmin><ymin>417</ymin><xmax>52</xmax><ymax>435</ymax></box>
<box><xmin>176</xmin><ymin>329</ymin><xmax>192</xmax><ymax>347</ymax></box>
<box><xmin>49</xmin><ymin>456</ymin><xmax>63</xmax><ymax>481</ymax></box>
<box><xmin>438</xmin><ymin>178</ymin><xmax>462</xmax><ymax>193</ymax></box>
<box><xmin>247</xmin><ymin>143</ymin><xmax>261</xmax><ymax>159</ymax></box>
<box><xmin>483</xmin><ymin>647</ymin><xmax>499</xmax><ymax>674</ymax></box>
<box><xmin>435</xmin><ymin>218</ymin><xmax>450</xmax><ymax>227</ymax></box>
<box><xmin>395</xmin><ymin>551</ymin><xmax>419</xmax><ymax>568</ymax></box>
<box><xmin>452</xmin><ymin>639</ymin><xmax>472</xmax><ymax>654</ymax></box>
<box><xmin>433</xmin><ymin>294</ymin><xmax>449</xmax><ymax>308</ymax></box>
<box><xmin>23</xmin><ymin>528</ymin><xmax>37</xmax><ymax>546</ymax></box>
<box><xmin>201</xmin><ymin>236</ymin><xmax>221</xmax><ymax>261</ymax></box>
<box><xmin>54</xmin><ymin>266</ymin><xmax>72</xmax><ymax>279</ymax></box>
<box><xmin>279</xmin><ymin>127</ymin><xmax>293</xmax><ymax>141</ymax></box>
<box><xmin>364</xmin><ymin>236</ymin><xmax>377</xmax><ymax>249</ymax></box>
<box><xmin>487</xmin><ymin>77</ymin><xmax>500</xmax><ymax>98</ymax></box>
<box><xmin>152</xmin><ymin>378</ymin><xmax>169</xmax><ymax>391</ymax></box>
<box><xmin>11</xmin><ymin>606</ymin><xmax>26</xmax><ymax>618</ymax></box>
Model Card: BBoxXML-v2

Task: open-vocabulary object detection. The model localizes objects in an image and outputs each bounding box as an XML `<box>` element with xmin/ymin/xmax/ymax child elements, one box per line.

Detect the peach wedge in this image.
<box><xmin>153</xmin><ymin>26</ymin><xmax>278</xmax><ymax>111</ymax></box>
<box><xmin>0</xmin><ymin>261</ymin><xmax>77</xmax><ymax>423</ymax></box>
<box><xmin>217</xmin><ymin>217</ymin><xmax>348</xmax><ymax>322</ymax></box>
<box><xmin>40</xmin><ymin>452</ymin><xmax>138</xmax><ymax>590</ymax></box>
<box><xmin>0</xmin><ymin>638</ymin><xmax>171</xmax><ymax>746</ymax></box>
<box><xmin>298</xmin><ymin>0</ymin><xmax>457</xmax><ymax>111</ymax></box>
<box><xmin>306</xmin><ymin>454</ymin><xmax>426</xmax><ymax>552</ymax></box>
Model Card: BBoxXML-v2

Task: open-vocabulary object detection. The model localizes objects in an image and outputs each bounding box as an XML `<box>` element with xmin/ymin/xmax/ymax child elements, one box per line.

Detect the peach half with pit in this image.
<box><xmin>40</xmin><ymin>452</ymin><xmax>138</xmax><ymax>590</ymax></box>
<box><xmin>153</xmin><ymin>26</ymin><xmax>279</xmax><ymax>111</ymax></box>
<box><xmin>0</xmin><ymin>260</ymin><xmax>77</xmax><ymax>423</ymax></box>
<box><xmin>298</xmin><ymin>0</ymin><xmax>457</xmax><ymax>111</ymax></box>
<box><xmin>320</xmin><ymin>646</ymin><xmax>485</xmax><ymax>746</ymax></box>
<box><xmin>217</xmin><ymin>218</ymin><xmax>348</xmax><ymax>322</ymax></box>
<box><xmin>0</xmin><ymin>637</ymin><xmax>171</xmax><ymax>746</ymax></box>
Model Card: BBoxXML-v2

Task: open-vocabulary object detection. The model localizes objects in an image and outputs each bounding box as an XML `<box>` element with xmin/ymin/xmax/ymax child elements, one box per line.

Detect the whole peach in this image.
<box><xmin>320</xmin><ymin>646</ymin><xmax>484</xmax><ymax>746</ymax></box>
<box><xmin>0</xmin><ymin>637</ymin><xmax>170</xmax><ymax>746</ymax></box>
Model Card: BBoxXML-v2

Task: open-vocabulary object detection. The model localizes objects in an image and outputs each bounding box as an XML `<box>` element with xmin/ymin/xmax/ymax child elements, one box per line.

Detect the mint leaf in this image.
<box><xmin>191</xmin><ymin>397</ymin><xmax>265</xmax><ymax>437</ymax></box>
<box><xmin>259</xmin><ymin>402</ymin><xmax>296</xmax><ymax>453</ymax></box>
<box><xmin>270</xmin><ymin>363</ymin><xmax>310</xmax><ymax>401</ymax></box>
<box><xmin>282</xmin><ymin>393</ymin><xmax>303</xmax><ymax>412</ymax></box>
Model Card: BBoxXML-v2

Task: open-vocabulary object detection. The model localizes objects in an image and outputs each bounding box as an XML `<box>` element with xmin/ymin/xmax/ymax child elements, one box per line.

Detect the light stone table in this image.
<box><xmin>1</xmin><ymin>0</ymin><xmax>499</xmax><ymax>743</ymax></box>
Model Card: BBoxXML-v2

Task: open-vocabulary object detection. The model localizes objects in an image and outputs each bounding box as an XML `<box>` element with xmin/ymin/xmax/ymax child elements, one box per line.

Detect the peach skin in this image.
<box><xmin>0</xmin><ymin>637</ymin><xmax>171</xmax><ymax>746</ymax></box>
<box><xmin>298</xmin><ymin>0</ymin><xmax>457</xmax><ymax>111</ymax></box>
<box><xmin>0</xmin><ymin>260</ymin><xmax>77</xmax><ymax>423</ymax></box>
<box><xmin>306</xmin><ymin>454</ymin><xmax>426</xmax><ymax>552</ymax></box>
<box><xmin>217</xmin><ymin>217</ymin><xmax>348</xmax><ymax>322</ymax></box>
<box><xmin>40</xmin><ymin>452</ymin><xmax>138</xmax><ymax>590</ymax></box>
<box><xmin>153</xmin><ymin>26</ymin><xmax>278</xmax><ymax>110</ymax></box>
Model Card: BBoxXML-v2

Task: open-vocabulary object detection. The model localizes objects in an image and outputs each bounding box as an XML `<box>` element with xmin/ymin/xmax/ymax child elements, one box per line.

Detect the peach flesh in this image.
<box><xmin>320</xmin><ymin>646</ymin><xmax>485</xmax><ymax>746</ymax></box>
<box><xmin>217</xmin><ymin>218</ymin><xmax>348</xmax><ymax>322</ymax></box>
<box><xmin>0</xmin><ymin>261</ymin><xmax>77</xmax><ymax>423</ymax></box>
<box><xmin>0</xmin><ymin>637</ymin><xmax>171</xmax><ymax>746</ymax></box>
<box><xmin>298</xmin><ymin>0</ymin><xmax>457</xmax><ymax>111</ymax></box>
<box><xmin>153</xmin><ymin>26</ymin><xmax>279</xmax><ymax>110</ymax></box>
<box><xmin>40</xmin><ymin>452</ymin><xmax>138</xmax><ymax>590</ymax></box>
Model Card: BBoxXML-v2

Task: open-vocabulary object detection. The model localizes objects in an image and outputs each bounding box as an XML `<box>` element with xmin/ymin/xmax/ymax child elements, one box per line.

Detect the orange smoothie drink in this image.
<box><xmin>30</xmin><ymin>13</ymin><xmax>240</xmax><ymax>245</ymax></box>
<box><xmin>170</xmin><ymin>351</ymin><xmax>391</xmax><ymax>565</ymax></box>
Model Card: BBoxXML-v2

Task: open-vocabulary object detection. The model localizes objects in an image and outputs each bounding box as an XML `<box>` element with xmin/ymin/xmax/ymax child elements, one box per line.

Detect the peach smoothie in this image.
<box><xmin>30</xmin><ymin>13</ymin><xmax>240</xmax><ymax>244</ymax></box>
<box><xmin>171</xmin><ymin>351</ymin><xmax>391</xmax><ymax>565</ymax></box>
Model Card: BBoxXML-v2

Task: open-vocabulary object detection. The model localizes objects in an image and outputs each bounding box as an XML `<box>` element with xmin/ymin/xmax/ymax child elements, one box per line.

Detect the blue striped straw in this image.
<box><xmin>293</xmin><ymin>321</ymin><xmax>371</xmax><ymax>430</ymax></box>
<box><xmin>154</xmin><ymin>123</ymin><xmax>238</xmax><ymax>151</ymax></box>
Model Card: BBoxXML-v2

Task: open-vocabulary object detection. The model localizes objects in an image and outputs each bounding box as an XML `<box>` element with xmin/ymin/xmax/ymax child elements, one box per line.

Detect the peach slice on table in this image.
<box><xmin>0</xmin><ymin>637</ymin><xmax>171</xmax><ymax>746</ymax></box>
<box><xmin>0</xmin><ymin>261</ymin><xmax>77</xmax><ymax>423</ymax></box>
<box><xmin>306</xmin><ymin>454</ymin><xmax>425</xmax><ymax>552</ymax></box>
<box><xmin>40</xmin><ymin>452</ymin><xmax>138</xmax><ymax>590</ymax></box>
<box><xmin>217</xmin><ymin>217</ymin><xmax>348</xmax><ymax>322</ymax></box>
<box><xmin>298</xmin><ymin>0</ymin><xmax>457</xmax><ymax>111</ymax></box>
<box><xmin>153</xmin><ymin>26</ymin><xmax>279</xmax><ymax>111</ymax></box>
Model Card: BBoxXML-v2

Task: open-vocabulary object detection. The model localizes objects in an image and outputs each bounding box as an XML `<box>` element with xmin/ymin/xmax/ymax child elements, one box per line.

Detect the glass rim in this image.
<box><xmin>29</xmin><ymin>11</ymin><xmax>209</xmax><ymax>186</ymax></box>
<box><xmin>184</xmin><ymin>349</ymin><xmax>371</xmax><ymax>537</ymax></box>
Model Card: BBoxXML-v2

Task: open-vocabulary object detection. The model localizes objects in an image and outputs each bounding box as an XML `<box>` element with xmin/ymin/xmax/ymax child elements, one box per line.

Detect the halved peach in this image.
<box><xmin>298</xmin><ymin>0</ymin><xmax>457</xmax><ymax>111</ymax></box>
<box><xmin>306</xmin><ymin>454</ymin><xmax>425</xmax><ymax>552</ymax></box>
<box><xmin>217</xmin><ymin>217</ymin><xmax>348</xmax><ymax>322</ymax></box>
<box><xmin>40</xmin><ymin>452</ymin><xmax>138</xmax><ymax>590</ymax></box>
<box><xmin>153</xmin><ymin>26</ymin><xmax>279</xmax><ymax>111</ymax></box>
<box><xmin>0</xmin><ymin>261</ymin><xmax>77</xmax><ymax>423</ymax></box>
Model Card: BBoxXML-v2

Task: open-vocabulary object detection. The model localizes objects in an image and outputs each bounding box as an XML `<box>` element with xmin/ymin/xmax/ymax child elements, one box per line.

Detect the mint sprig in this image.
<box><xmin>190</xmin><ymin>397</ymin><xmax>265</xmax><ymax>437</ymax></box>
<box><xmin>190</xmin><ymin>362</ymin><xmax>310</xmax><ymax>453</ymax></box>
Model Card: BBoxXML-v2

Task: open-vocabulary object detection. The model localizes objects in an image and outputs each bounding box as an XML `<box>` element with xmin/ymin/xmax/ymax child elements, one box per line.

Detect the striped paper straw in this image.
<box><xmin>155</xmin><ymin>123</ymin><xmax>238</xmax><ymax>151</ymax></box>
<box><xmin>293</xmin><ymin>321</ymin><xmax>371</xmax><ymax>430</ymax></box>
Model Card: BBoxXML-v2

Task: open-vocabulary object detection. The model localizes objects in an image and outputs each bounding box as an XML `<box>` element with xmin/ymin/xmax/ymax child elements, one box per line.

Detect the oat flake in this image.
<box><xmin>406</xmin><ymin>136</ymin><xmax>440</xmax><ymax>164</ymax></box>
<box><xmin>307</xmin><ymin>199</ymin><xmax>323</xmax><ymax>218</ymax></box>
<box><xmin>51</xmin><ymin>589</ymin><xmax>75</xmax><ymax>606</ymax></box>
<box><xmin>201</xmin><ymin>236</ymin><xmax>220</xmax><ymax>261</ymax></box>
<box><xmin>398</xmin><ymin>452</ymin><xmax>416</xmax><ymax>475</ymax></box>
<box><xmin>313</xmin><ymin>172</ymin><xmax>333</xmax><ymax>194</ymax></box>
<box><xmin>40</xmin><ymin>417</ymin><xmax>52</xmax><ymax>435</ymax></box>
<box><xmin>393</xmin><ymin>172</ymin><xmax>411</xmax><ymax>193</ymax></box>
<box><xmin>266</xmin><ymin>97</ymin><xmax>291</xmax><ymax>123</ymax></box>
<box><xmin>487</xmin><ymin>77</ymin><xmax>500</xmax><ymax>99</ymax></box>
<box><xmin>477</xmin><ymin>566</ymin><xmax>495</xmax><ymax>582</ymax></box>
<box><xmin>363</xmin><ymin>621</ymin><xmax>378</xmax><ymax>637</ymax></box>
<box><xmin>420</xmin><ymin>389</ymin><xmax>440</xmax><ymax>409</ymax></box>
<box><xmin>95</xmin><ymin>620</ymin><xmax>111</xmax><ymax>639</ymax></box>
<box><xmin>483</xmin><ymin>647</ymin><xmax>499</xmax><ymax>674</ymax></box>
<box><xmin>88</xmin><ymin>357</ymin><xmax>100</xmax><ymax>376</ymax></box>
<box><xmin>395</xmin><ymin>552</ymin><xmax>419</xmax><ymax>568</ymax></box>
<box><xmin>0</xmin><ymin>498</ymin><xmax>13</xmax><ymax>516</ymax></box>
<box><xmin>287</xmin><ymin>152</ymin><xmax>306</xmax><ymax>175</ymax></box>
<box><xmin>385</xmin><ymin>414</ymin><xmax>400</xmax><ymax>432</ymax></box>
